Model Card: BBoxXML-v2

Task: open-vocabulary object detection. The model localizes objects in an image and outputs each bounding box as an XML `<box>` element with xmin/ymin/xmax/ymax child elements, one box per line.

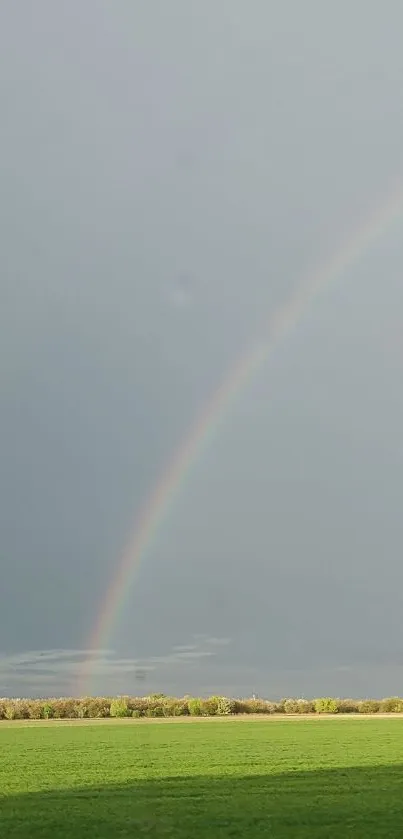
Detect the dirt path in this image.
<box><xmin>3</xmin><ymin>713</ymin><xmax>403</xmax><ymax>727</ymax></box>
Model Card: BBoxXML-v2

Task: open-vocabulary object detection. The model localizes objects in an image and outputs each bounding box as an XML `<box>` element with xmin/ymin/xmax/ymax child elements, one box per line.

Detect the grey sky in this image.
<box><xmin>1</xmin><ymin>1</ymin><xmax>403</xmax><ymax>698</ymax></box>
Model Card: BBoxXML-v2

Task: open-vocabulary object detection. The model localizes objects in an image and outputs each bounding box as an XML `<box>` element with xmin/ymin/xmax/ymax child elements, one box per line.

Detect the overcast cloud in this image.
<box><xmin>1</xmin><ymin>1</ymin><xmax>403</xmax><ymax>698</ymax></box>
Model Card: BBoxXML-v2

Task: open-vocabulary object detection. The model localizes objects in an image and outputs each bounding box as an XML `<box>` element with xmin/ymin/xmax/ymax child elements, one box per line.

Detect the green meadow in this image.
<box><xmin>1</xmin><ymin>718</ymin><xmax>403</xmax><ymax>837</ymax></box>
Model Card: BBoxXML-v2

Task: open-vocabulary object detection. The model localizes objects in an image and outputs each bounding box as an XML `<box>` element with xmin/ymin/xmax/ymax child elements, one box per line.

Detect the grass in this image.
<box><xmin>1</xmin><ymin>718</ymin><xmax>403</xmax><ymax>837</ymax></box>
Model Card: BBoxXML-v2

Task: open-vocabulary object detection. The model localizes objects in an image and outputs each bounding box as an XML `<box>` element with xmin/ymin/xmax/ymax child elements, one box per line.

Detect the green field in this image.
<box><xmin>1</xmin><ymin>718</ymin><xmax>403</xmax><ymax>837</ymax></box>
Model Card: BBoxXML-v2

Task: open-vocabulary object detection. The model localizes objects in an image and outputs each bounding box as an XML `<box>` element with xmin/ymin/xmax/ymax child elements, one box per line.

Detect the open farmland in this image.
<box><xmin>1</xmin><ymin>718</ymin><xmax>403</xmax><ymax>837</ymax></box>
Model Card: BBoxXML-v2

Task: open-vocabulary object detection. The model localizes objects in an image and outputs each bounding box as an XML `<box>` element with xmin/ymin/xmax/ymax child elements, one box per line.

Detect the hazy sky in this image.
<box><xmin>1</xmin><ymin>1</ymin><xmax>403</xmax><ymax>698</ymax></box>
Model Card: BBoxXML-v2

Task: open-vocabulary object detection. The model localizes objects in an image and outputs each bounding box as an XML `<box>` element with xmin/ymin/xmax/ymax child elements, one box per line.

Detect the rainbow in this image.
<box><xmin>78</xmin><ymin>179</ymin><xmax>402</xmax><ymax>695</ymax></box>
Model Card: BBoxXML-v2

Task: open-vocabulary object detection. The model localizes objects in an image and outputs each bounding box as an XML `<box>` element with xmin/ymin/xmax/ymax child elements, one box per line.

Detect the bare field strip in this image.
<box><xmin>3</xmin><ymin>712</ymin><xmax>403</xmax><ymax>727</ymax></box>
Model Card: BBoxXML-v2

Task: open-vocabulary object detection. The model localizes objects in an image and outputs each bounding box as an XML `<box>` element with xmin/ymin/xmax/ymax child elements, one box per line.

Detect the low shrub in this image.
<box><xmin>296</xmin><ymin>699</ymin><xmax>315</xmax><ymax>714</ymax></box>
<box><xmin>215</xmin><ymin>697</ymin><xmax>235</xmax><ymax>716</ymax></box>
<box><xmin>242</xmin><ymin>698</ymin><xmax>273</xmax><ymax>714</ymax></box>
<box><xmin>160</xmin><ymin>699</ymin><xmax>188</xmax><ymax>717</ymax></box>
<box><xmin>74</xmin><ymin>702</ymin><xmax>88</xmax><ymax>719</ymax></box>
<box><xmin>41</xmin><ymin>702</ymin><xmax>54</xmax><ymax>719</ymax></box>
<box><xmin>188</xmin><ymin>698</ymin><xmax>203</xmax><ymax>716</ymax></box>
<box><xmin>16</xmin><ymin>701</ymin><xmax>31</xmax><ymax>719</ymax></box>
<box><xmin>52</xmin><ymin>699</ymin><xmax>79</xmax><ymax>719</ymax></box>
<box><xmin>379</xmin><ymin>697</ymin><xmax>403</xmax><ymax>713</ymax></box>
<box><xmin>232</xmin><ymin>699</ymin><xmax>251</xmax><ymax>714</ymax></box>
<box><xmin>3</xmin><ymin>699</ymin><xmax>30</xmax><ymax>720</ymax></box>
<box><xmin>314</xmin><ymin>698</ymin><xmax>339</xmax><ymax>714</ymax></box>
<box><xmin>86</xmin><ymin>698</ymin><xmax>110</xmax><ymax>718</ymax></box>
<box><xmin>335</xmin><ymin>698</ymin><xmax>359</xmax><ymax>713</ymax></box>
<box><xmin>357</xmin><ymin>699</ymin><xmax>381</xmax><ymax>714</ymax></box>
<box><xmin>199</xmin><ymin>697</ymin><xmax>219</xmax><ymax>716</ymax></box>
<box><xmin>162</xmin><ymin>703</ymin><xmax>174</xmax><ymax>718</ymax></box>
<box><xmin>283</xmin><ymin>698</ymin><xmax>315</xmax><ymax>714</ymax></box>
<box><xmin>283</xmin><ymin>699</ymin><xmax>300</xmax><ymax>714</ymax></box>
<box><xmin>127</xmin><ymin>697</ymin><xmax>148</xmax><ymax>716</ymax></box>
<box><xmin>110</xmin><ymin>698</ymin><xmax>129</xmax><ymax>718</ymax></box>
<box><xmin>3</xmin><ymin>700</ymin><xmax>31</xmax><ymax>719</ymax></box>
<box><xmin>144</xmin><ymin>698</ymin><xmax>168</xmax><ymax>717</ymax></box>
<box><xmin>145</xmin><ymin>706</ymin><xmax>164</xmax><ymax>717</ymax></box>
<box><xmin>1</xmin><ymin>693</ymin><xmax>403</xmax><ymax>720</ymax></box>
<box><xmin>27</xmin><ymin>700</ymin><xmax>43</xmax><ymax>720</ymax></box>
<box><xmin>171</xmin><ymin>701</ymin><xmax>188</xmax><ymax>716</ymax></box>
<box><xmin>4</xmin><ymin>701</ymin><xmax>18</xmax><ymax>720</ymax></box>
